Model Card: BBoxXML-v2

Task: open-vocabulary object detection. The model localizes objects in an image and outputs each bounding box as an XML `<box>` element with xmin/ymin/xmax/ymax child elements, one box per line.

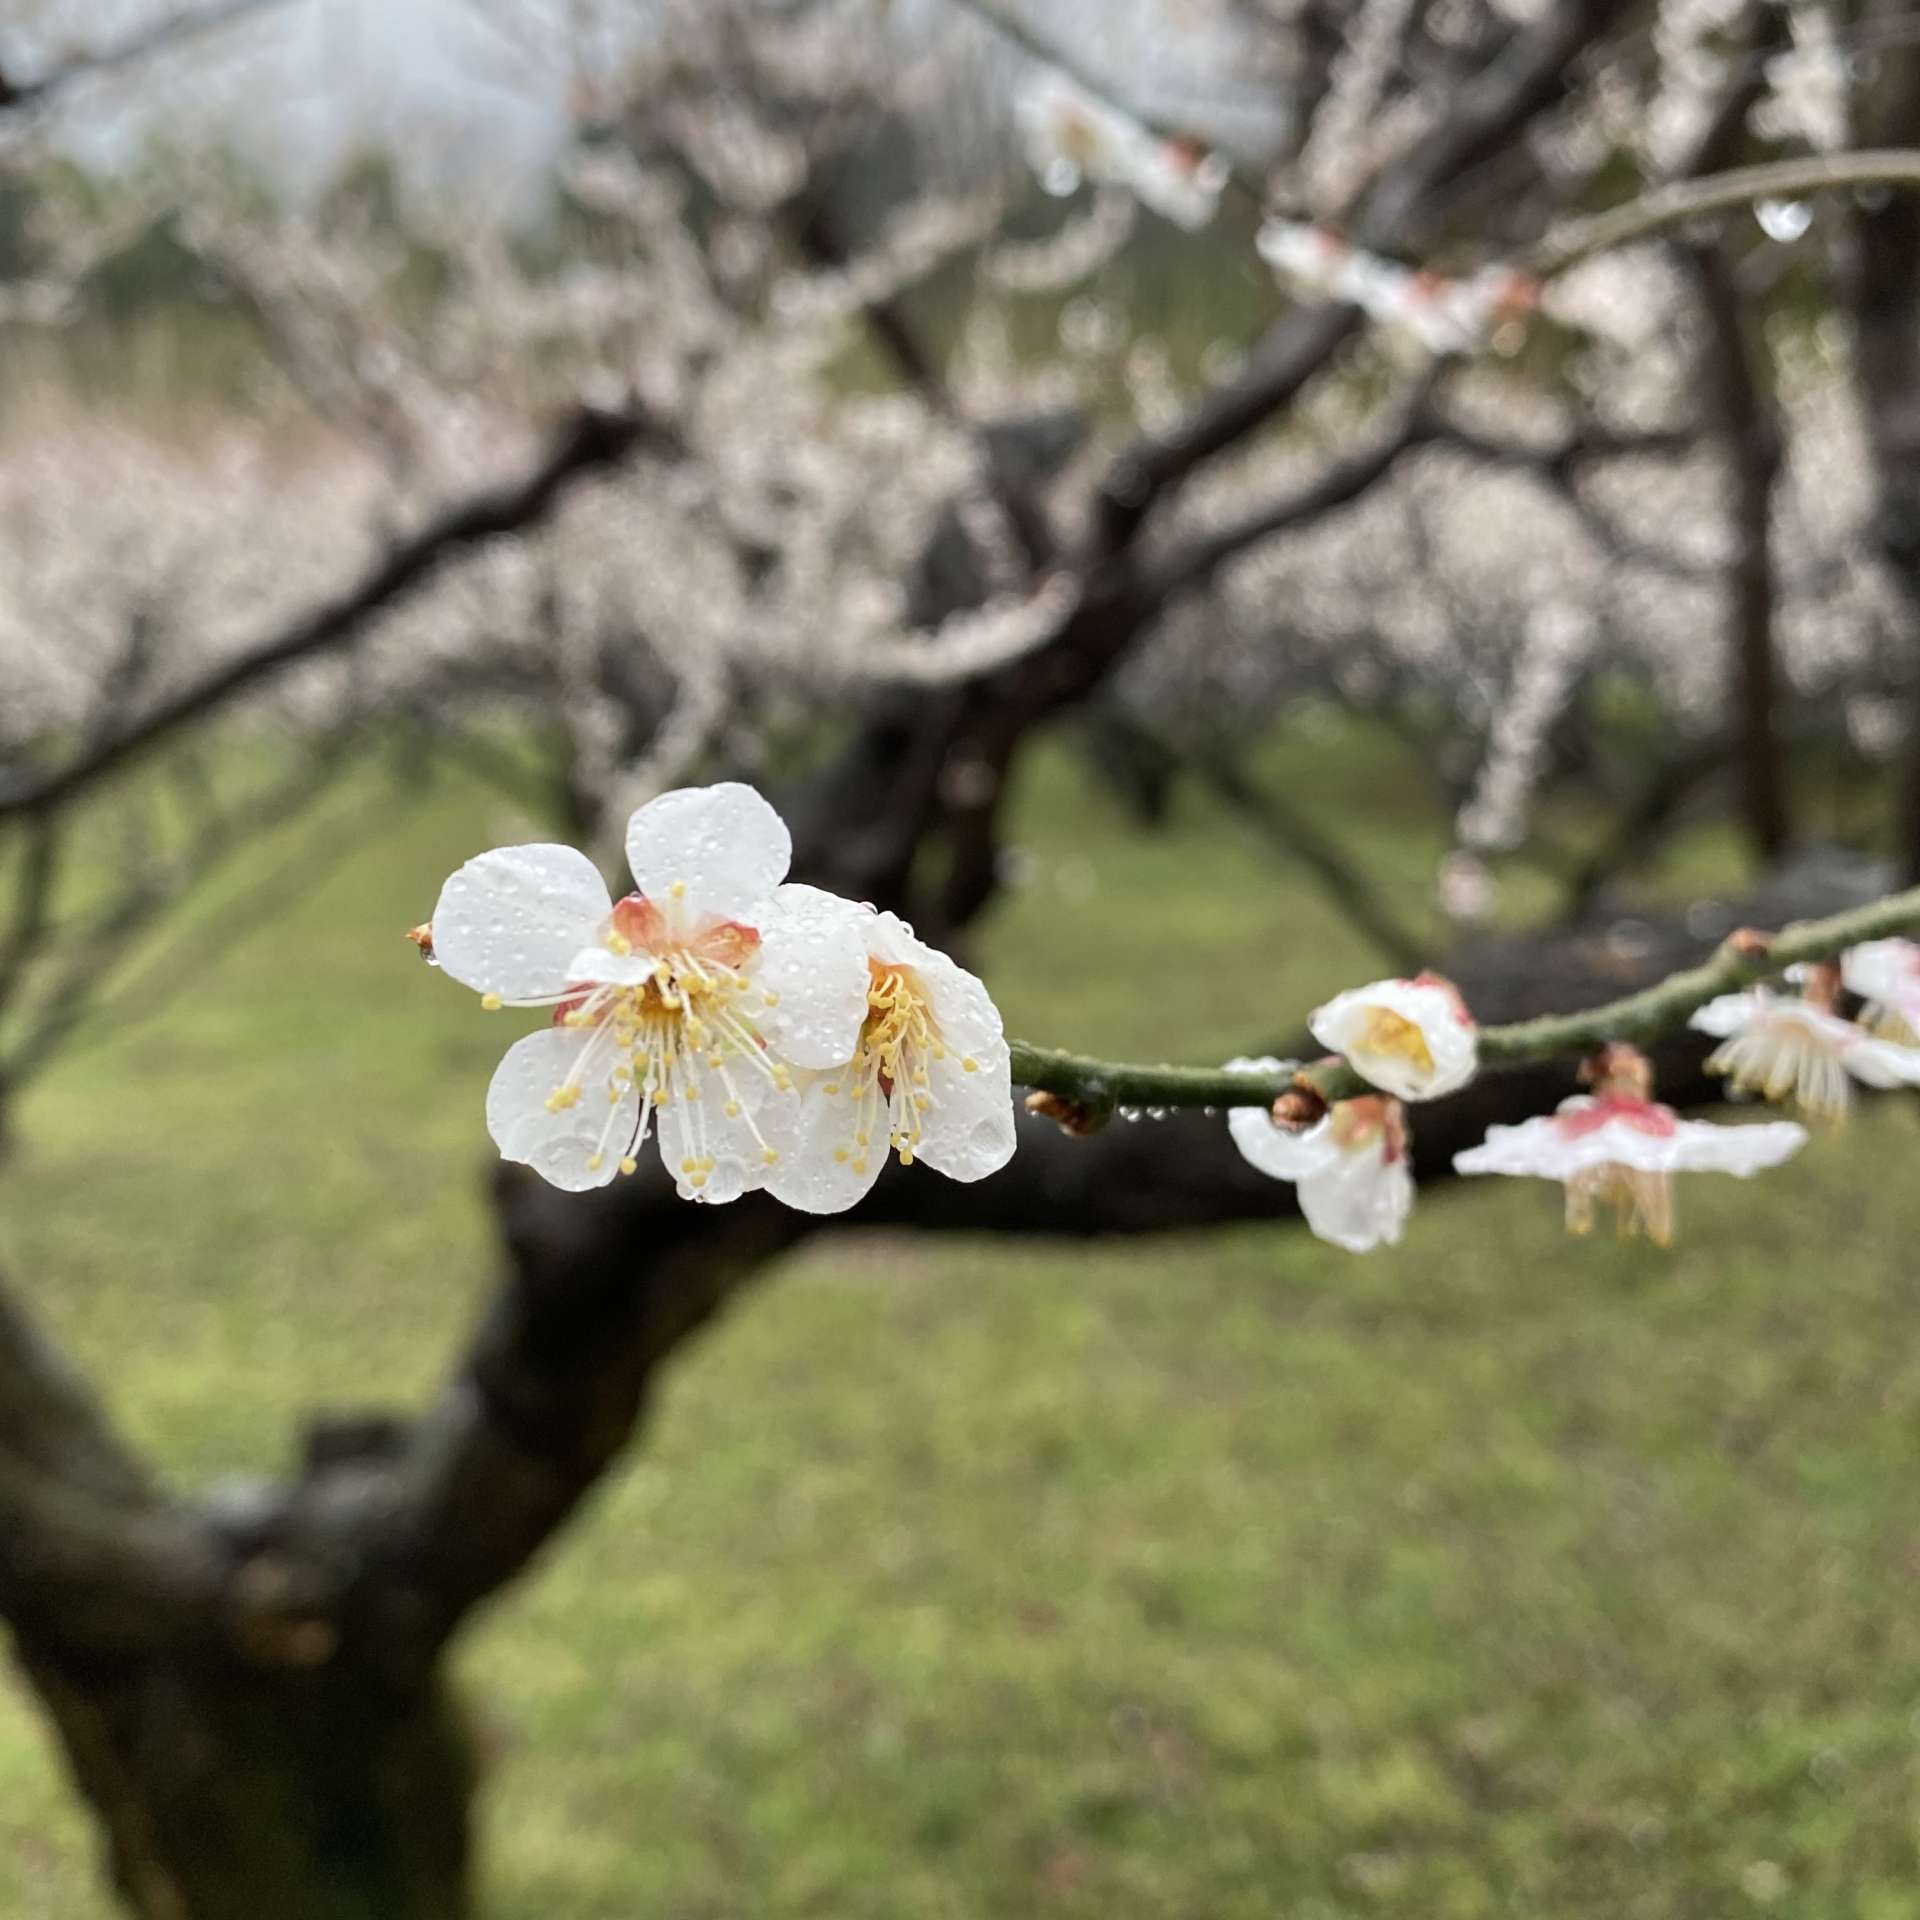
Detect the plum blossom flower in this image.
<box><xmin>1308</xmin><ymin>973</ymin><xmax>1478</xmax><ymax>1102</ymax></box>
<box><xmin>1225</xmin><ymin>1056</ymin><xmax>1413</xmax><ymax>1253</ymax></box>
<box><xmin>1014</xmin><ymin>70</ymin><xmax>1228</xmax><ymax>231</ymax></box>
<box><xmin>1841</xmin><ymin>937</ymin><xmax>1920</xmax><ymax>1045</ymax></box>
<box><xmin>767</xmin><ymin>900</ymin><xmax>1015</xmax><ymax>1213</ymax></box>
<box><xmin>1689</xmin><ymin>964</ymin><xmax>1920</xmax><ymax>1119</ymax></box>
<box><xmin>1454</xmin><ymin>1046</ymin><xmax>1805</xmax><ymax>1245</ymax></box>
<box><xmin>428</xmin><ymin>783</ymin><xmax>868</xmax><ymax>1199</ymax></box>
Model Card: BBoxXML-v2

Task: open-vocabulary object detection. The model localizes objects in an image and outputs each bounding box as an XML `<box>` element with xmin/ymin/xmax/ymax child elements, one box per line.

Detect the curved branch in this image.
<box><xmin>0</xmin><ymin>407</ymin><xmax>657</xmax><ymax>822</ymax></box>
<box><xmin>1528</xmin><ymin>150</ymin><xmax>1920</xmax><ymax>279</ymax></box>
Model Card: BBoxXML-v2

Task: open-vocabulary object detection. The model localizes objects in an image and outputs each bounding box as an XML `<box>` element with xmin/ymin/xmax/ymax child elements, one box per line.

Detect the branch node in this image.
<box><xmin>1023</xmin><ymin>1089</ymin><xmax>1110</xmax><ymax>1136</ymax></box>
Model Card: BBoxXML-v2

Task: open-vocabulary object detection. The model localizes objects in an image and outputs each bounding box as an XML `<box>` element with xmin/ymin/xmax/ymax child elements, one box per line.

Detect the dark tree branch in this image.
<box><xmin>1092</xmin><ymin>0</ymin><xmax>1632</xmax><ymax>549</ymax></box>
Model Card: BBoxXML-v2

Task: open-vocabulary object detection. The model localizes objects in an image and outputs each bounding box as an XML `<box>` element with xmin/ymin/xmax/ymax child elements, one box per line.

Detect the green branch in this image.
<box><xmin>1009</xmin><ymin>882</ymin><xmax>1920</xmax><ymax>1116</ymax></box>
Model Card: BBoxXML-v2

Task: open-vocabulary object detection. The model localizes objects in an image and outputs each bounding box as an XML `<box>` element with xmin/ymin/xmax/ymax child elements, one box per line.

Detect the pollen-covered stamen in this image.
<box><xmin>1352</xmin><ymin>1006</ymin><xmax>1435</xmax><ymax>1076</ymax></box>
<box><xmin>531</xmin><ymin>895</ymin><xmax>795</xmax><ymax>1175</ymax></box>
<box><xmin>827</xmin><ymin>960</ymin><xmax>970</xmax><ymax>1172</ymax></box>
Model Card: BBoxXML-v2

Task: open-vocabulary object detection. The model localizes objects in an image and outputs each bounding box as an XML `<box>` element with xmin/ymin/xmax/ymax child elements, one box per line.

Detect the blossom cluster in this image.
<box><xmin>1224</xmin><ymin>940</ymin><xmax>1920</xmax><ymax>1256</ymax></box>
<box><xmin>426</xmin><ymin>784</ymin><xmax>1014</xmax><ymax>1210</ymax></box>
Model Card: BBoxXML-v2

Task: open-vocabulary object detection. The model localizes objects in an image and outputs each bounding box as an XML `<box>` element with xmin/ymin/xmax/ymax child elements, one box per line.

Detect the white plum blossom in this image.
<box><xmin>1840</xmin><ymin>938</ymin><xmax>1920</xmax><ymax>1046</ymax></box>
<box><xmin>1014</xmin><ymin>70</ymin><xmax>1228</xmax><ymax>231</ymax></box>
<box><xmin>1308</xmin><ymin>973</ymin><xmax>1478</xmax><ymax>1102</ymax></box>
<box><xmin>429</xmin><ymin>783</ymin><xmax>868</xmax><ymax>1199</ymax></box>
<box><xmin>1689</xmin><ymin>974</ymin><xmax>1920</xmax><ymax>1120</ymax></box>
<box><xmin>1454</xmin><ymin>1092</ymin><xmax>1805</xmax><ymax>1245</ymax></box>
<box><xmin>767</xmin><ymin>901</ymin><xmax>1015</xmax><ymax>1213</ymax></box>
<box><xmin>1455</xmin><ymin>1051</ymin><xmax>1805</xmax><ymax>1247</ymax></box>
<box><xmin>1225</xmin><ymin>1056</ymin><xmax>1413</xmax><ymax>1253</ymax></box>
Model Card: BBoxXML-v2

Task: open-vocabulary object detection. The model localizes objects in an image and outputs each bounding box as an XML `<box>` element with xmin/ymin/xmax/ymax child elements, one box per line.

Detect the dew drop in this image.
<box><xmin>1756</xmin><ymin>197</ymin><xmax>1812</xmax><ymax>242</ymax></box>
<box><xmin>1042</xmin><ymin>157</ymin><xmax>1081</xmax><ymax>198</ymax></box>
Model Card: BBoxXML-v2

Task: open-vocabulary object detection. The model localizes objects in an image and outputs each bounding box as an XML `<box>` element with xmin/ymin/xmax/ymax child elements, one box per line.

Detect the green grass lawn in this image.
<box><xmin>3</xmin><ymin>737</ymin><xmax>1920</xmax><ymax>1917</ymax></box>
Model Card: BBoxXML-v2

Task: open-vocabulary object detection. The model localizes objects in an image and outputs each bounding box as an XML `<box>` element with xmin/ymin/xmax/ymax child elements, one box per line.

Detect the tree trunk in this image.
<box><xmin>17</xmin><ymin>1643</ymin><xmax>474</xmax><ymax>1920</ymax></box>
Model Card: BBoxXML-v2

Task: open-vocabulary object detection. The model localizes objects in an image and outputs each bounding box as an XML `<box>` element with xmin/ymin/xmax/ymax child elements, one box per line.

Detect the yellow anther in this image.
<box><xmin>915</xmin><ymin>1094</ymin><xmax>931</xmax><ymax>1110</ymax></box>
<box><xmin>1354</xmin><ymin>1006</ymin><xmax>1436</xmax><ymax>1074</ymax></box>
<box><xmin>689</xmin><ymin>1173</ymin><xmax>707</xmax><ymax>1189</ymax></box>
<box><xmin>606</xmin><ymin>932</ymin><xmax>632</xmax><ymax>956</ymax></box>
<box><xmin>899</xmin><ymin>1148</ymin><xmax>915</xmax><ymax>1166</ymax></box>
<box><xmin>608</xmin><ymin>1086</ymin><xmax>623</xmax><ymax>1105</ymax></box>
<box><xmin>851</xmin><ymin>1158</ymin><xmax>867</xmax><ymax>1175</ymax></box>
<box><xmin>564</xmin><ymin>1009</ymin><xmax>589</xmax><ymax>1027</ymax></box>
<box><xmin>707</xmin><ymin>1053</ymin><xmax>724</xmax><ymax>1069</ymax></box>
<box><xmin>962</xmin><ymin>1057</ymin><xmax>979</xmax><ymax>1073</ymax></box>
<box><xmin>855</xmin><ymin>1131</ymin><xmax>870</xmax><ymax>1147</ymax></box>
<box><xmin>763</xmin><ymin>1147</ymin><xmax>779</xmax><ymax>1165</ymax></box>
<box><xmin>681</xmin><ymin>1157</ymin><xmax>697</xmax><ymax>1174</ymax></box>
<box><xmin>587</xmin><ymin>1153</ymin><xmax>605</xmax><ymax>1172</ymax></box>
<box><xmin>823</xmin><ymin>1083</ymin><xmax>841</xmax><ymax>1096</ymax></box>
<box><xmin>834</xmin><ymin>1147</ymin><xmax>849</xmax><ymax>1162</ymax></box>
<box><xmin>481</xmin><ymin>993</ymin><xmax>503</xmax><ymax>1011</ymax></box>
<box><xmin>773</xmin><ymin>1069</ymin><xmax>792</xmax><ymax>1091</ymax></box>
<box><xmin>932</xmin><ymin>1044</ymin><xmax>947</xmax><ymax>1060</ymax></box>
<box><xmin>685</xmin><ymin>1084</ymin><xmax>701</xmax><ymax>1101</ymax></box>
<box><xmin>670</xmin><ymin>879</ymin><xmax>687</xmax><ymax>899</ymax></box>
<box><xmin>653</xmin><ymin>1089</ymin><xmax>669</xmax><ymax>1106</ymax></box>
<box><xmin>724</xmin><ymin>1100</ymin><xmax>741</xmax><ymax>1117</ymax></box>
<box><xmin>763</xmin><ymin>989</ymin><xmax>781</xmax><ymax>1007</ymax></box>
<box><xmin>618</xmin><ymin>1156</ymin><xmax>638</xmax><ymax>1176</ymax></box>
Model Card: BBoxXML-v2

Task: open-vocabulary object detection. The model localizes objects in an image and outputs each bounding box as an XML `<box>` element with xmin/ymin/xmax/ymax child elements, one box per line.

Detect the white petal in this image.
<box><xmin>563</xmin><ymin>945</ymin><xmax>659</xmax><ymax>988</ymax></box>
<box><xmin>1308</xmin><ymin>977</ymin><xmax>1477</xmax><ymax>1102</ymax></box>
<box><xmin>655</xmin><ymin>1053</ymin><xmax>781</xmax><ymax>1204</ymax></box>
<box><xmin>752</xmin><ymin>885</ymin><xmax>872</xmax><ymax>1069</ymax></box>
<box><xmin>913</xmin><ymin>945</ymin><xmax>1006</xmax><ymax>1063</ymax></box>
<box><xmin>763</xmin><ymin>1068</ymin><xmax>887</xmax><ymax>1214</ymax></box>
<box><xmin>1840</xmin><ymin>1032</ymin><xmax>1920</xmax><ymax>1089</ymax></box>
<box><xmin>433</xmin><ymin>845</ymin><xmax>612</xmax><ymax>999</ymax></box>
<box><xmin>625</xmin><ymin>782</ymin><xmax>792</xmax><ymax>922</ymax></box>
<box><xmin>1298</xmin><ymin>1145</ymin><xmax>1413</xmax><ymax>1253</ymax></box>
<box><xmin>1454</xmin><ymin>1112</ymin><xmax>1594</xmax><ymax>1180</ymax></box>
<box><xmin>1843</xmin><ymin>938</ymin><xmax>1920</xmax><ymax>1011</ymax></box>
<box><xmin>1660</xmin><ymin>1117</ymin><xmax>1807</xmax><ymax>1175</ymax></box>
<box><xmin>1689</xmin><ymin>990</ymin><xmax>1767</xmax><ymax>1039</ymax></box>
<box><xmin>1456</xmin><ymin>1099</ymin><xmax>1809</xmax><ymax>1180</ymax></box>
<box><xmin>1227</xmin><ymin>1107</ymin><xmax>1343</xmax><ymax>1182</ymax></box>
<box><xmin>914</xmin><ymin>1037</ymin><xmax>1016</xmax><ymax>1182</ymax></box>
<box><xmin>486</xmin><ymin>1027</ymin><xmax>633</xmax><ymax>1192</ymax></box>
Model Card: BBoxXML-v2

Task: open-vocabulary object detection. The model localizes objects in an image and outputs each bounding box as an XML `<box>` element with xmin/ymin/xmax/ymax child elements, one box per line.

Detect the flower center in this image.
<box><xmin>1354</xmin><ymin>1007</ymin><xmax>1436</xmax><ymax>1074</ymax></box>
<box><xmin>1329</xmin><ymin>1095</ymin><xmax>1407</xmax><ymax>1163</ymax></box>
<box><xmin>534</xmin><ymin>897</ymin><xmax>783</xmax><ymax>1186</ymax></box>
<box><xmin>816</xmin><ymin>960</ymin><xmax>979</xmax><ymax>1178</ymax></box>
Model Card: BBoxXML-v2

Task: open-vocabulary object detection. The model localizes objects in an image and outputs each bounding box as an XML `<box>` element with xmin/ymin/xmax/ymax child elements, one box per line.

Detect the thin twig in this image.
<box><xmin>1528</xmin><ymin>150</ymin><xmax>1920</xmax><ymax>279</ymax></box>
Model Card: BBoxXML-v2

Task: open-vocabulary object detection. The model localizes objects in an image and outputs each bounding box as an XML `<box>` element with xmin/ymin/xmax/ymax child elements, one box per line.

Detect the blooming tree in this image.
<box><xmin>5</xmin><ymin>0</ymin><xmax>1920</xmax><ymax>1914</ymax></box>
